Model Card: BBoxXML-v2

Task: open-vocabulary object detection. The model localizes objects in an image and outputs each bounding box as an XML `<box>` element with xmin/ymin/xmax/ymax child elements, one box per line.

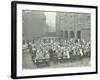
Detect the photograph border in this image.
<box><xmin>11</xmin><ymin>1</ymin><xmax>98</xmax><ymax>79</ymax></box>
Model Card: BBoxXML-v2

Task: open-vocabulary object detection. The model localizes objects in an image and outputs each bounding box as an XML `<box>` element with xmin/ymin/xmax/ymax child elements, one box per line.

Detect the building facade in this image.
<box><xmin>22</xmin><ymin>10</ymin><xmax>49</xmax><ymax>40</ymax></box>
<box><xmin>56</xmin><ymin>12</ymin><xmax>91</xmax><ymax>41</ymax></box>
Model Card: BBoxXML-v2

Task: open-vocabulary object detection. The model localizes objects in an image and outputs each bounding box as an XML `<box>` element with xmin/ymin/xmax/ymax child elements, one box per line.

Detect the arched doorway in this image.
<box><xmin>70</xmin><ymin>31</ymin><xmax>74</xmax><ymax>38</ymax></box>
<box><xmin>61</xmin><ymin>31</ymin><xmax>63</xmax><ymax>37</ymax></box>
<box><xmin>77</xmin><ymin>31</ymin><xmax>81</xmax><ymax>39</ymax></box>
<box><xmin>65</xmin><ymin>31</ymin><xmax>68</xmax><ymax>39</ymax></box>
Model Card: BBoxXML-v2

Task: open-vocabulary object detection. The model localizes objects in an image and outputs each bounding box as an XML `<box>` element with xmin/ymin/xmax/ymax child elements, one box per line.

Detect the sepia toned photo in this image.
<box><xmin>22</xmin><ymin>10</ymin><xmax>91</xmax><ymax>69</ymax></box>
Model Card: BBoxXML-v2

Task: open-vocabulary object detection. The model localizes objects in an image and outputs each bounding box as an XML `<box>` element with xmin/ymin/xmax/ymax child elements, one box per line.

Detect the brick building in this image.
<box><xmin>56</xmin><ymin>12</ymin><xmax>91</xmax><ymax>41</ymax></box>
<box><xmin>22</xmin><ymin>10</ymin><xmax>49</xmax><ymax>40</ymax></box>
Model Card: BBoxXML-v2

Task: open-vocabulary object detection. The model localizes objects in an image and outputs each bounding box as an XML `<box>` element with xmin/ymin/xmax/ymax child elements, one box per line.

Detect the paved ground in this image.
<box><xmin>22</xmin><ymin>53</ymin><xmax>90</xmax><ymax>69</ymax></box>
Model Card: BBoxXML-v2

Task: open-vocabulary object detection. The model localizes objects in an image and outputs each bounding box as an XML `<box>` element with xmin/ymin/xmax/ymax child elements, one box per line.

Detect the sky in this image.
<box><xmin>44</xmin><ymin>12</ymin><xmax>56</xmax><ymax>32</ymax></box>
